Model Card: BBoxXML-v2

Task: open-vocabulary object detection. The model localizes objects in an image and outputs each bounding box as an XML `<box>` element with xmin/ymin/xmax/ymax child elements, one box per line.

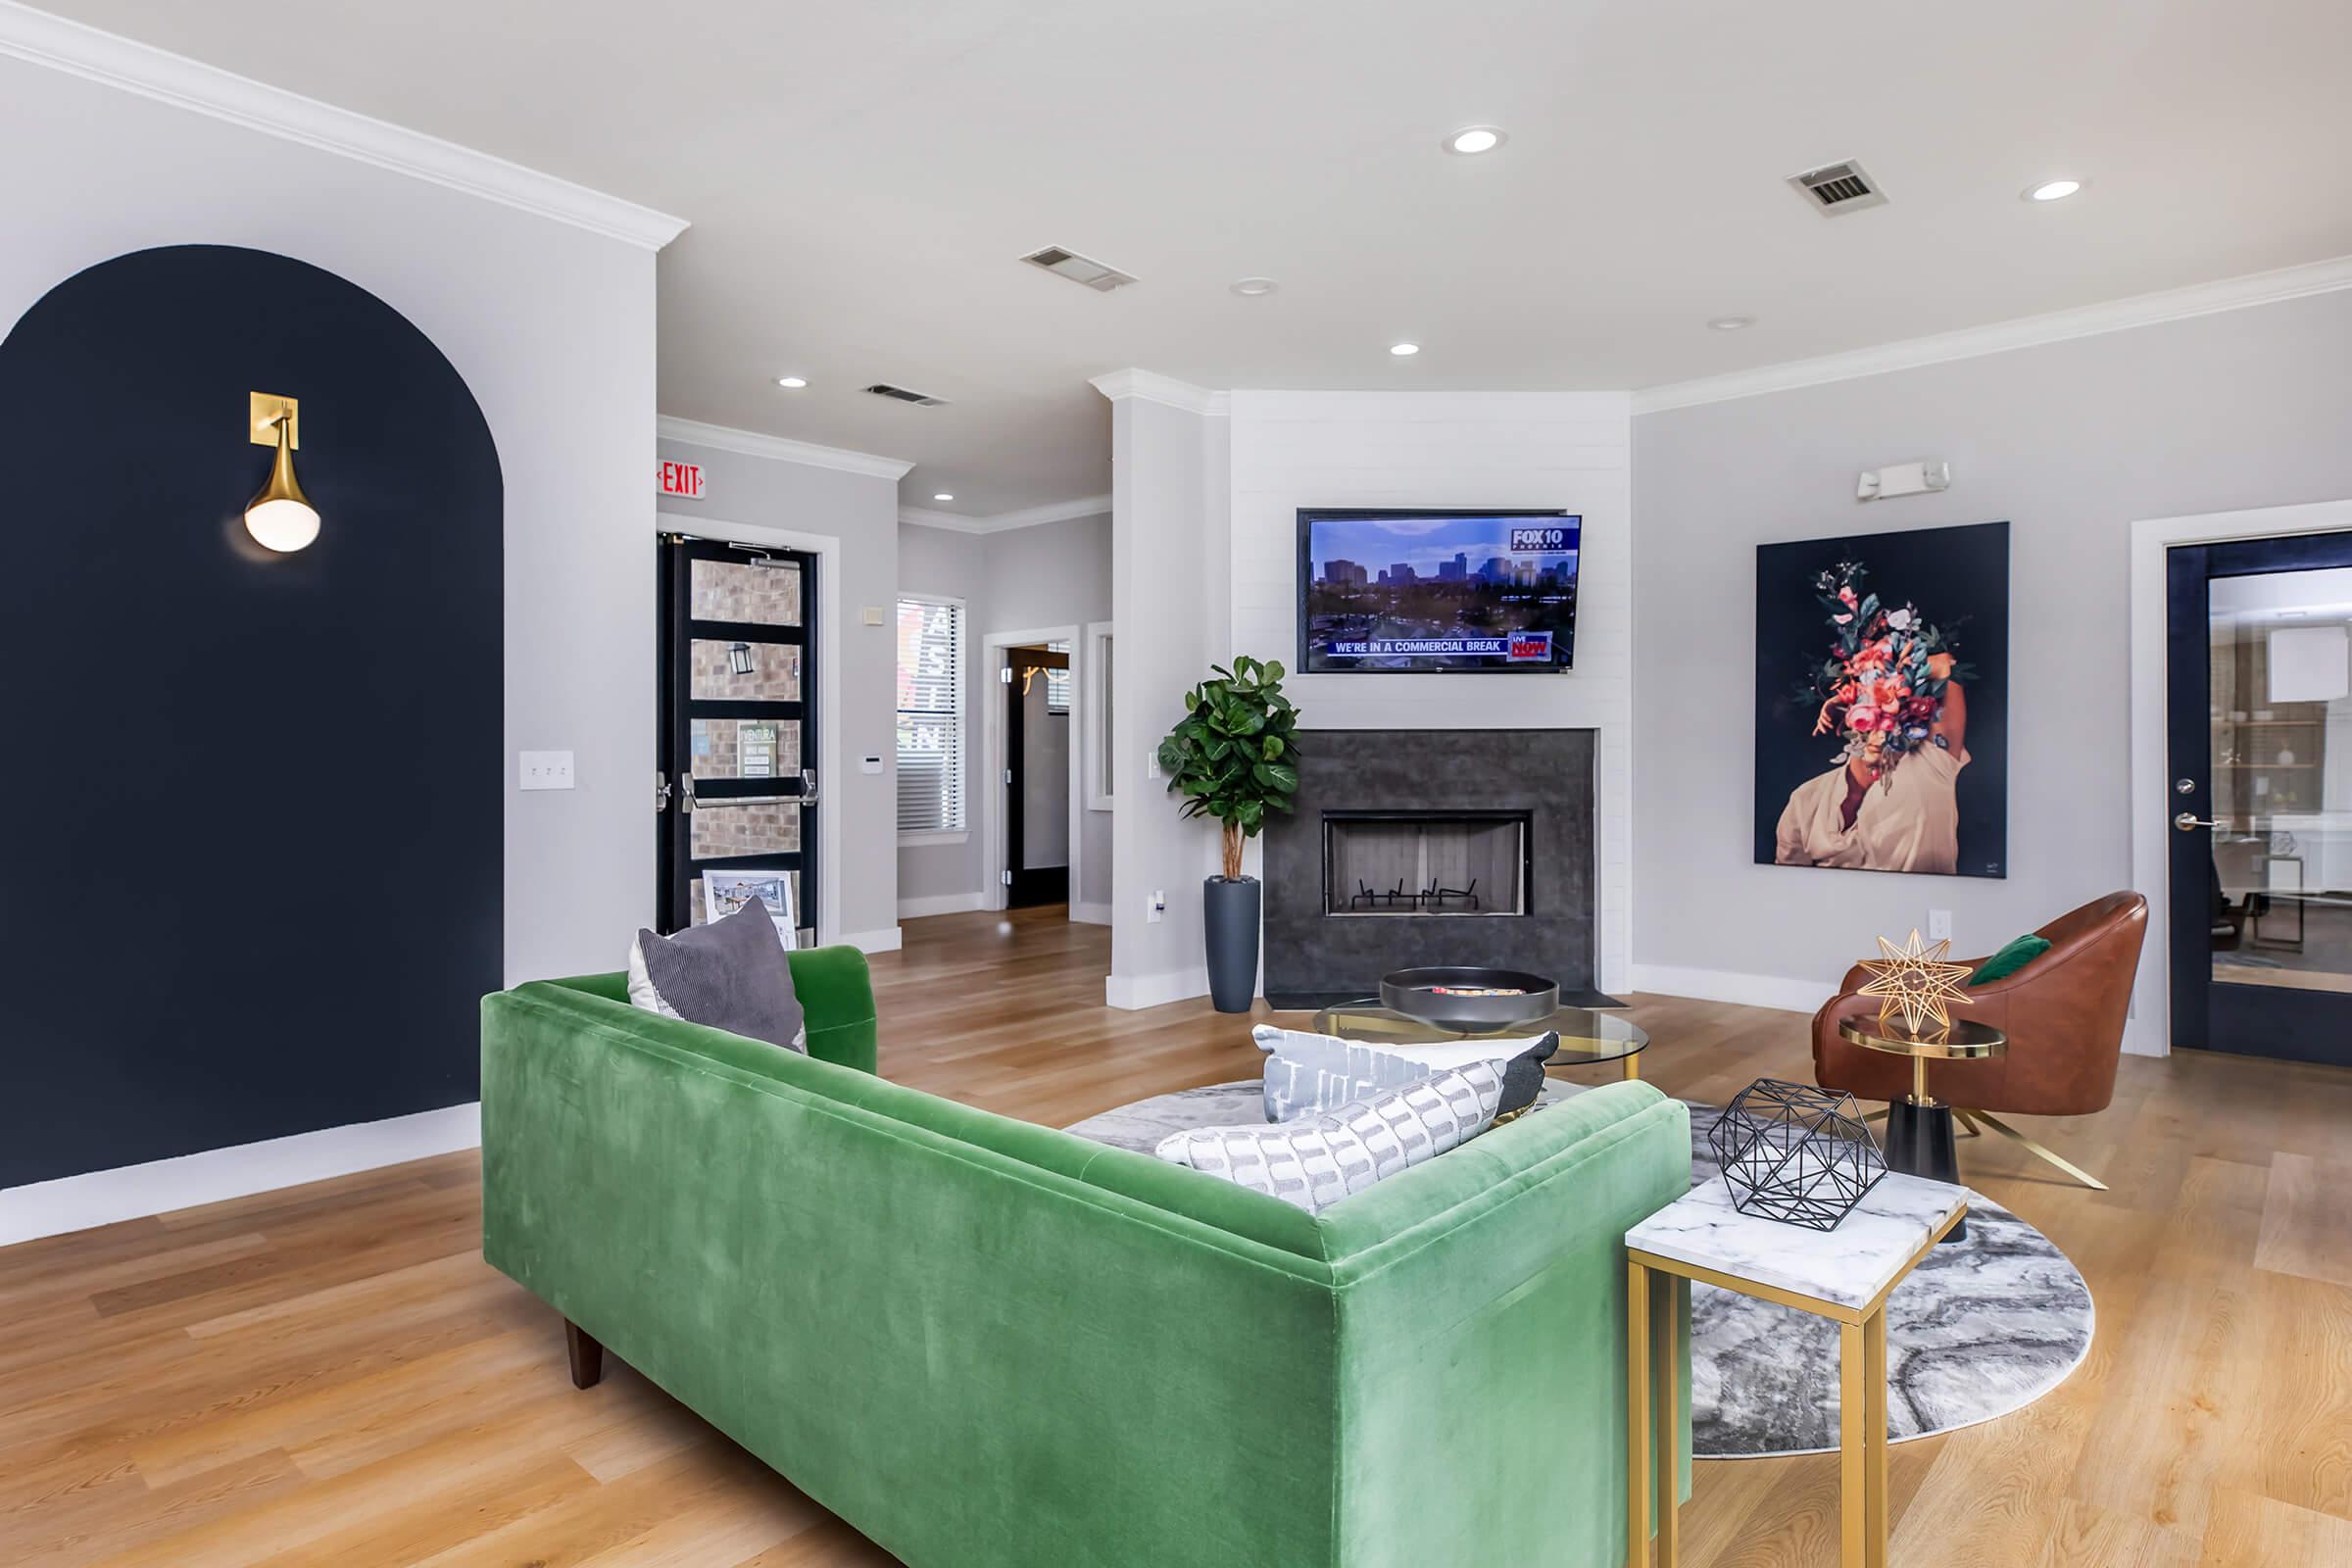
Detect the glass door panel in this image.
<box><xmin>690</xmin><ymin>557</ymin><xmax>803</xmax><ymax>624</ymax></box>
<box><xmin>2206</xmin><ymin>565</ymin><xmax>2352</xmax><ymax>999</ymax></box>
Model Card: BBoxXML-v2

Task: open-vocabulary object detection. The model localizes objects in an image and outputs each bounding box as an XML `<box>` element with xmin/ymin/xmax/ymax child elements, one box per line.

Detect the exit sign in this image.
<box><xmin>658</xmin><ymin>460</ymin><xmax>706</xmax><ymax>499</ymax></box>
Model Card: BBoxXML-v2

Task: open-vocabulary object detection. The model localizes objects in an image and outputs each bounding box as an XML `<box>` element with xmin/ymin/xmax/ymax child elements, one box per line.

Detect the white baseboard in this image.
<box><xmin>1104</xmin><ymin>965</ymin><xmax>1211</xmax><ymax>1010</ymax></box>
<box><xmin>1625</xmin><ymin>962</ymin><xmax>1835</xmax><ymax>1015</ymax></box>
<box><xmin>1069</xmin><ymin>901</ymin><xmax>1112</xmax><ymax>926</ymax></box>
<box><xmin>898</xmin><ymin>892</ymin><xmax>985</xmax><ymax>920</ymax></box>
<box><xmin>838</xmin><ymin>925</ymin><xmax>904</xmax><ymax>955</ymax></box>
<box><xmin>0</xmin><ymin>1101</ymin><xmax>482</xmax><ymax>1248</ymax></box>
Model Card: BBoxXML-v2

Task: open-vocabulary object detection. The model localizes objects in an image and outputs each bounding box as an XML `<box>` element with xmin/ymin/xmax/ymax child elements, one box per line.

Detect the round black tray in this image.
<box><xmin>1379</xmin><ymin>966</ymin><xmax>1560</xmax><ymax>1031</ymax></box>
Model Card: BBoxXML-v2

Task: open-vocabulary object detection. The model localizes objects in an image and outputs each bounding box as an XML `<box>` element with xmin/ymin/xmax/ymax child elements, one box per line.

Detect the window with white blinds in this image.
<box><xmin>895</xmin><ymin>596</ymin><xmax>964</xmax><ymax>833</ymax></box>
<box><xmin>1046</xmin><ymin>638</ymin><xmax>1071</xmax><ymax>712</ymax></box>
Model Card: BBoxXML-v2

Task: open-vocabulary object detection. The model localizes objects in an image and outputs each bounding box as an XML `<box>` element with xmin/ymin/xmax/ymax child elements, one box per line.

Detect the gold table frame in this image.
<box><xmin>1624</xmin><ymin>1200</ymin><xmax>1968</xmax><ymax>1568</ymax></box>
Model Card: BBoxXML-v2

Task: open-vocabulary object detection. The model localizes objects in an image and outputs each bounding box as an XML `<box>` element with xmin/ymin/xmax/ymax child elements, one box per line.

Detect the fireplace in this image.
<box><xmin>1262</xmin><ymin>728</ymin><xmax>1595</xmax><ymax>1008</ymax></box>
<box><xmin>1324</xmin><ymin>811</ymin><xmax>1529</xmax><ymax>916</ymax></box>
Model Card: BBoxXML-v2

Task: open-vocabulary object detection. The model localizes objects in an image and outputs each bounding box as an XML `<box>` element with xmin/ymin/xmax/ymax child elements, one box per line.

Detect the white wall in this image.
<box><xmin>1226</xmin><ymin>391</ymin><xmax>1638</xmax><ymax>995</ymax></box>
<box><xmin>1631</xmin><ymin>288</ymin><xmax>2352</xmax><ymax>1021</ymax></box>
<box><xmin>0</xmin><ymin>54</ymin><xmax>661</xmax><ymax>990</ymax></box>
<box><xmin>896</xmin><ymin>514</ymin><xmax>1115</xmax><ymax>918</ymax></box>
<box><xmin>657</xmin><ymin>434</ymin><xmax>906</xmax><ymax>949</ymax></box>
<box><xmin>1102</xmin><ymin>387</ymin><xmax>1231</xmax><ymax>1005</ymax></box>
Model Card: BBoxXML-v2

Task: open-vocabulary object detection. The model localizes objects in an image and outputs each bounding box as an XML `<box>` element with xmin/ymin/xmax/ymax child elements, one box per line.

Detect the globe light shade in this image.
<box><xmin>245</xmin><ymin>412</ymin><xmax>320</xmax><ymax>552</ymax></box>
<box><xmin>244</xmin><ymin>495</ymin><xmax>321</xmax><ymax>553</ymax></box>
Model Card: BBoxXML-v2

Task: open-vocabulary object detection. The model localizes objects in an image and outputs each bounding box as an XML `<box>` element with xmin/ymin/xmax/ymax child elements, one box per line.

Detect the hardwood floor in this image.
<box><xmin>5</xmin><ymin>905</ymin><xmax>2349</xmax><ymax>1566</ymax></box>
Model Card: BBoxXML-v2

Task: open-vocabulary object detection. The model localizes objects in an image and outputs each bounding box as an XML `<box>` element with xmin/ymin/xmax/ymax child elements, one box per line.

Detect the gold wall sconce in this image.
<box><xmin>245</xmin><ymin>391</ymin><xmax>319</xmax><ymax>552</ymax></box>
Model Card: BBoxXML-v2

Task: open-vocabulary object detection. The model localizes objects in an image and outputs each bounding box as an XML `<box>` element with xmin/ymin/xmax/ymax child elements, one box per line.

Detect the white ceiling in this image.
<box><xmin>35</xmin><ymin>0</ymin><xmax>2352</xmax><ymax>515</ymax></box>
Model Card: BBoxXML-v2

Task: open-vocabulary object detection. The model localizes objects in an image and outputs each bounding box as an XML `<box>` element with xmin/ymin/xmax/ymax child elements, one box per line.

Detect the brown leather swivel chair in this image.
<box><xmin>1810</xmin><ymin>891</ymin><xmax>2148</xmax><ymax>1190</ymax></box>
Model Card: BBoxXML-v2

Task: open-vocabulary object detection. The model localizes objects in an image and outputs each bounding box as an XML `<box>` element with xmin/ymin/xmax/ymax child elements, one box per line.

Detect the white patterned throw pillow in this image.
<box><xmin>1155</xmin><ymin>1062</ymin><xmax>1507</xmax><ymax>1214</ymax></box>
<box><xmin>1254</xmin><ymin>1024</ymin><xmax>1557</xmax><ymax>1122</ymax></box>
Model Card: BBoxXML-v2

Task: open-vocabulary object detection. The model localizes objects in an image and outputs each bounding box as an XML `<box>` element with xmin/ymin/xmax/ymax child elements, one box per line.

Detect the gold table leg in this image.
<box><xmin>1652</xmin><ymin>1275</ymin><xmax>1681</xmax><ymax>1568</ymax></box>
<box><xmin>1838</xmin><ymin>1320</ymin><xmax>1867</xmax><ymax>1567</ymax></box>
<box><xmin>1836</xmin><ymin>1313</ymin><xmax>1890</xmax><ymax>1568</ymax></box>
<box><xmin>1865</xmin><ymin>1308</ymin><xmax>1888</xmax><ymax>1568</ymax></box>
<box><xmin>1624</xmin><ymin>1054</ymin><xmax>1642</xmax><ymax>1082</ymax></box>
<box><xmin>1627</xmin><ymin>1260</ymin><xmax>1651</xmax><ymax>1568</ymax></box>
<box><xmin>1964</xmin><ymin>1109</ymin><xmax>2108</xmax><ymax>1191</ymax></box>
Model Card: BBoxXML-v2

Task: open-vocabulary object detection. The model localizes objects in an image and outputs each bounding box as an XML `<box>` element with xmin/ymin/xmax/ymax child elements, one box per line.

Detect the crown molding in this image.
<box><xmin>658</xmin><ymin>416</ymin><xmax>914</xmax><ymax>480</ymax></box>
<box><xmin>900</xmin><ymin>493</ymin><xmax>1113</xmax><ymax>535</ymax></box>
<box><xmin>975</xmin><ymin>493</ymin><xmax>1113</xmax><ymax>532</ymax></box>
<box><xmin>0</xmin><ymin>1</ymin><xmax>688</xmax><ymax>250</ymax></box>
<box><xmin>1633</xmin><ymin>253</ymin><xmax>2352</xmax><ymax>416</ymax></box>
<box><xmin>1090</xmin><ymin>368</ymin><xmax>1230</xmax><ymax>416</ymax></box>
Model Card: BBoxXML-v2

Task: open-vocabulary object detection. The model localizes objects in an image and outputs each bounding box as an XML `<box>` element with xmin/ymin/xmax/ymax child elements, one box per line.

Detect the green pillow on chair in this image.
<box><xmin>1969</xmin><ymin>934</ymin><xmax>2051</xmax><ymax>986</ymax></box>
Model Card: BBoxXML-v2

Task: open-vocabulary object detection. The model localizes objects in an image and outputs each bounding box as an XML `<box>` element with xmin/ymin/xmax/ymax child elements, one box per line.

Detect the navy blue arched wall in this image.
<box><xmin>0</xmin><ymin>245</ymin><xmax>503</xmax><ymax>1187</ymax></box>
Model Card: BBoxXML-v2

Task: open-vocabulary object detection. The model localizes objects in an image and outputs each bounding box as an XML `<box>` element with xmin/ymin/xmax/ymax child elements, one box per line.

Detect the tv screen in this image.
<box><xmin>1298</xmin><ymin>509</ymin><xmax>1580</xmax><ymax>673</ymax></box>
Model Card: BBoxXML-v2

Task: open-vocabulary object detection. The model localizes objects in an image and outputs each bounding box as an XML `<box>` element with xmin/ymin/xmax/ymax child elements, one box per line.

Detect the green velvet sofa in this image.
<box><xmin>481</xmin><ymin>945</ymin><xmax>1691</xmax><ymax>1567</ymax></box>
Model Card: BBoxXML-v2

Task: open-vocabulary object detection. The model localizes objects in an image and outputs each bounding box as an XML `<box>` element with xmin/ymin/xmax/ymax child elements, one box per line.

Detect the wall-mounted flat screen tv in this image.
<box><xmin>1298</xmin><ymin>509</ymin><xmax>1580</xmax><ymax>674</ymax></box>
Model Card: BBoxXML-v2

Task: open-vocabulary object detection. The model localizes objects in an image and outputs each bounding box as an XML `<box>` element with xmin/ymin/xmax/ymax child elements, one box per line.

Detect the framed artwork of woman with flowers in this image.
<box><xmin>1754</xmin><ymin>520</ymin><xmax>2010</xmax><ymax>878</ymax></box>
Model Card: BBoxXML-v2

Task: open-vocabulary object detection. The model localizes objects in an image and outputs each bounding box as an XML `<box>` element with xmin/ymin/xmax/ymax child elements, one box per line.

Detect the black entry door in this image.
<box><xmin>1004</xmin><ymin>645</ymin><xmax>1069</xmax><ymax>907</ymax></box>
<box><xmin>2166</xmin><ymin>530</ymin><xmax>2352</xmax><ymax>1064</ymax></box>
<box><xmin>658</xmin><ymin>535</ymin><xmax>817</xmax><ymax>944</ymax></box>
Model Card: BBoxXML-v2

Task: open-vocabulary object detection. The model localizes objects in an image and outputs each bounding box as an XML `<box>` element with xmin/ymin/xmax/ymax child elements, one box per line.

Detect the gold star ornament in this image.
<box><xmin>1856</xmin><ymin>929</ymin><xmax>1976</xmax><ymax>1035</ymax></box>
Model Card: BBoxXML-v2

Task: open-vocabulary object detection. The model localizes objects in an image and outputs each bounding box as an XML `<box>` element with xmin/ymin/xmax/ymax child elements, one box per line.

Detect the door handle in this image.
<box><xmin>2174</xmin><ymin>811</ymin><xmax>2220</xmax><ymax>832</ymax></box>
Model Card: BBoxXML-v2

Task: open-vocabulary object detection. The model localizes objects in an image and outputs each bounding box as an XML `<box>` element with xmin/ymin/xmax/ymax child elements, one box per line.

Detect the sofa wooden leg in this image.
<box><xmin>565</xmin><ymin>1319</ymin><xmax>605</xmax><ymax>1390</ymax></box>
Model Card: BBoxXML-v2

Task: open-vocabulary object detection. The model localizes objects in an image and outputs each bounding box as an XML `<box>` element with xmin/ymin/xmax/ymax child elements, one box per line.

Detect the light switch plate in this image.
<box><xmin>859</xmin><ymin>756</ymin><xmax>883</xmax><ymax>775</ymax></box>
<box><xmin>519</xmin><ymin>750</ymin><xmax>575</xmax><ymax>790</ymax></box>
<box><xmin>861</xmin><ymin>606</ymin><xmax>886</xmax><ymax>626</ymax></box>
<box><xmin>1928</xmin><ymin>908</ymin><xmax>1952</xmax><ymax>942</ymax></box>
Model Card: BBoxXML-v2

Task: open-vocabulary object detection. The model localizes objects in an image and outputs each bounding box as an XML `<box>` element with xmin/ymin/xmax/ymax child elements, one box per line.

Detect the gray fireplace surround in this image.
<box><xmin>1262</xmin><ymin>728</ymin><xmax>1598</xmax><ymax>1008</ymax></box>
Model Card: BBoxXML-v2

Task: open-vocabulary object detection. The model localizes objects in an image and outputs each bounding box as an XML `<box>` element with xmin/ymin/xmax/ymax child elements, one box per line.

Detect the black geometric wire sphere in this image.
<box><xmin>1707</xmin><ymin>1079</ymin><xmax>1887</xmax><ymax>1231</ymax></box>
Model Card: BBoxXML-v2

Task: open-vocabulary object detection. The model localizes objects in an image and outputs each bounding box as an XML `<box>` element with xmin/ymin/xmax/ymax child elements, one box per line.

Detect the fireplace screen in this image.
<box><xmin>1324</xmin><ymin>811</ymin><xmax>1529</xmax><ymax>916</ymax></box>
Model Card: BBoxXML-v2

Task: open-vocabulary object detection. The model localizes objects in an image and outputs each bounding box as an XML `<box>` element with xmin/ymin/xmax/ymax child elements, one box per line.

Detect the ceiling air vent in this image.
<box><xmin>1019</xmin><ymin>245</ymin><xmax>1138</xmax><ymax>292</ymax></box>
<box><xmin>863</xmin><ymin>382</ymin><xmax>950</xmax><ymax>407</ymax></box>
<box><xmin>1788</xmin><ymin>160</ymin><xmax>1887</xmax><ymax>215</ymax></box>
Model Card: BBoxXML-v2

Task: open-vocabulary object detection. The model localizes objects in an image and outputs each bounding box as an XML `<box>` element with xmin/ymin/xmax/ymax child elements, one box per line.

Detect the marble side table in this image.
<box><xmin>1622</xmin><ymin>1171</ymin><xmax>1969</xmax><ymax>1568</ymax></box>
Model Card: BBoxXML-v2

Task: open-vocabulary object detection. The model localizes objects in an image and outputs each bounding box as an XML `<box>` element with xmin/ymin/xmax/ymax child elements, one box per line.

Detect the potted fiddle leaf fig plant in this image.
<box><xmin>1156</xmin><ymin>655</ymin><xmax>1303</xmax><ymax>1011</ymax></box>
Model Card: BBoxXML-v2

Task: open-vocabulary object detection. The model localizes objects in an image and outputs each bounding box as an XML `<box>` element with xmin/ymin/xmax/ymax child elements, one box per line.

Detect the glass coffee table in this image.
<box><xmin>1312</xmin><ymin>999</ymin><xmax>1650</xmax><ymax>1079</ymax></box>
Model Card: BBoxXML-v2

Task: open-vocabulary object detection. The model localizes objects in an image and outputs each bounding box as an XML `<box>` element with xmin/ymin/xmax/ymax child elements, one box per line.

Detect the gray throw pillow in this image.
<box><xmin>629</xmin><ymin>900</ymin><xmax>807</xmax><ymax>1054</ymax></box>
<box><xmin>1155</xmin><ymin>1061</ymin><xmax>1507</xmax><ymax>1214</ymax></box>
<box><xmin>1254</xmin><ymin>1024</ymin><xmax>1558</xmax><ymax>1122</ymax></box>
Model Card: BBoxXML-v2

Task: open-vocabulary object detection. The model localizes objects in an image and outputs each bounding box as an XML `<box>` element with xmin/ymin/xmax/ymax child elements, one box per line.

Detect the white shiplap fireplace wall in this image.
<box><xmin>1225</xmin><ymin>391</ymin><xmax>1635</xmax><ymax>997</ymax></box>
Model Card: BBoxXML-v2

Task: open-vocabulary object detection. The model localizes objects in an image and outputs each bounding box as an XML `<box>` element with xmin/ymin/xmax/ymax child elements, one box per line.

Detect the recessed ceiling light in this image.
<box><xmin>2025</xmin><ymin>178</ymin><xmax>2083</xmax><ymax>203</ymax></box>
<box><xmin>1444</xmin><ymin>126</ymin><xmax>1507</xmax><ymax>156</ymax></box>
<box><xmin>933</xmin><ymin>493</ymin><xmax>955</xmax><ymax>502</ymax></box>
<box><xmin>1389</xmin><ymin>342</ymin><xmax>1421</xmax><ymax>357</ymax></box>
<box><xmin>1708</xmin><ymin>316</ymin><xmax>1755</xmax><ymax>331</ymax></box>
<box><xmin>1230</xmin><ymin>277</ymin><xmax>1279</xmax><ymax>297</ymax></box>
<box><xmin>776</xmin><ymin>375</ymin><xmax>808</xmax><ymax>388</ymax></box>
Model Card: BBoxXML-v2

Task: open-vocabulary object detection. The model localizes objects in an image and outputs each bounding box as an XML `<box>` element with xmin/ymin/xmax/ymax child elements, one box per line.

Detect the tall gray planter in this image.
<box><xmin>1202</xmin><ymin>875</ymin><xmax>1261</xmax><ymax>1013</ymax></box>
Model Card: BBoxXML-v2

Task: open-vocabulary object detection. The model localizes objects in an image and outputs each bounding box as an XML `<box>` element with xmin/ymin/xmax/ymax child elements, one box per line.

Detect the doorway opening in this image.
<box><xmin>1003</xmin><ymin>641</ymin><xmax>1071</xmax><ymax>906</ymax></box>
